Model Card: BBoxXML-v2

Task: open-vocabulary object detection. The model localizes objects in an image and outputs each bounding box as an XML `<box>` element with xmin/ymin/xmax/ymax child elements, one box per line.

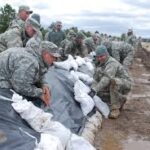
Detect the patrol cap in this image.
<box><xmin>31</xmin><ymin>14</ymin><xmax>40</xmax><ymax>24</ymax></box>
<box><xmin>25</xmin><ymin>17</ymin><xmax>40</xmax><ymax>32</ymax></box>
<box><xmin>40</xmin><ymin>41</ymin><xmax>61</xmax><ymax>57</ymax></box>
<box><xmin>76</xmin><ymin>31</ymin><xmax>85</xmax><ymax>39</ymax></box>
<box><xmin>128</xmin><ymin>29</ymin><xmax>133</xmax><ymax>33</ymax></box>
<box><xmin>19</xmin><ymin>5</ymin><xmax>33</xmax><ymax>14</ymax></box>
<box><xmin>96</xmin><ymin>45</ymin><xmax>108</xmax><ymax>56</ymax></box>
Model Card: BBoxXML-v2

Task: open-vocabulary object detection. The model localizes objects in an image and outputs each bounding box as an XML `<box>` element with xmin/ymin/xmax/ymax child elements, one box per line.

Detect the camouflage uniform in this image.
<box><xmin>111</xmin><ymin>41</ymin><xmax>134</xmax><ymax>69</ymax></box>
<box><xmin>0</xmin><ymin>41</ymin><xmax>60</xmax><ymax>98</ymax></box>
<box><xmin>8</xmin><ymin>16</ymin><xmax>25</xmax><ymax>31</ymax></box>
<box><xmin>92</xmin><ymin>56</ymin><xmax>132</xmax><ymax>109</ymax></box>
<box><xmin>126</xmin><ymin>34</ymin><xmax>137</xmax><ymax>47</ymax></box>
<box><xmin>64</xmin><ymin>40</ymin><xmax>88</xmax><ymax>58</ymax></box>
<box><xmin>0</xmin><ymin>47</ymin><xmax>46</xmax><ymax>97</ymax></box>
<box><xmin>84</xmin><ymin>37</ymin><xmax>96</xmax><ymax>53</ymax></box>
<box><xmin>0</xmin><ymin>27</ymin><xmax>23</xmax><ymax>52</ymax></box>
<box><xmin>0</xmin><ymin>18</ymin><xmax>40</xmax><ymax>52</ymax></box>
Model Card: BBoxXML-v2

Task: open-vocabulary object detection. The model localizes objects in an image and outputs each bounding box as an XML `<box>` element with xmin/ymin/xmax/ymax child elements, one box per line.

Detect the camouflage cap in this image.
<box><xmin>19</xmin><ymin>5</ymin><xmax>33</xmax><ymax>14</ymax></box>
<box><xmin>31</xmin><ymin>13</ymin><xmax>40</xmax><ymax>24</ymax></box>
<box><xmin>128</xmin><ymin>29</ymin><xmax>133</xmax><ymax>33</ymax></box>
<box><xmin>25</xmin><ymin>17</ymin><xmax>40</xmax><ymax>32</ymax></box>
<box><xmin>76</xmin><ymin>31</ymin><xmax>85</xmax><ymax>39</ymax></box>
<box><xmin>96</xmin><ymin>45</ymin><xmax>108</xmax><ymax>56</ymax></box>
<box><xmin>40</xmin><ymin>41</ymin><xmax>61</xmax><ymax>57</ymax></box>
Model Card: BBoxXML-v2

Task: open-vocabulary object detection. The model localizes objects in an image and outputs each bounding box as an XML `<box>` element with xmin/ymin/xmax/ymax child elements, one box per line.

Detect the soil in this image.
<box><xmin>94</xmin><ymin>47</ymin><xmax>150</xmax><ymax>150</ymax></box>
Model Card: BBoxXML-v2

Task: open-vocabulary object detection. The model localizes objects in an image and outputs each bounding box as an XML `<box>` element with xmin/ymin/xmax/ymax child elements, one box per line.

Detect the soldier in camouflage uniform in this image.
<box><xmin>60</xmin><ymin>30</ymin><xmax>76</xmax><ymax>49</ymax></box>
<box><xmin>8</xmin><ymin>5</ymin><xmax>33</xmax><ymax>31</ymax></box>
<box><xmin>126</xmin><ymin>29</ymin><xmax>137</xmax><ymax>47</ymax></box>
<box><xmin>63</xmin><ymin>31</ymin><xmax>88</xmax><ymax>58</ymax></box>
<box><xmin>84</xmin><ymin>33</ymin><xmax>101</xmax><ymax>53</ymax></box>
<box><xmin>102</xmin><ymin>40</ymin><xmax>134</xmax><ymax>69</ymax></box>
<box><xmin>0</xmin><ymin>41</ymin><xmax>60</xmax><ymax>106</ymax></box>
<box><xmin>31</xmin><ymin>13</ymin><xmax>43</xmax><ymax>40</ymax></box>
<box><xmin>89</xmin><ymin>45</ymin><xmax>132</xmax><ymax>118</ymax></box>
<box><xmin>0</xmin><ymin>17</ymin><xmax>40</xmax><ymax>52</ymax></box>
<box><xmin>47</xmin><ymin>21</ymin><xmax>66</xmax><ymax>47</ymax></box>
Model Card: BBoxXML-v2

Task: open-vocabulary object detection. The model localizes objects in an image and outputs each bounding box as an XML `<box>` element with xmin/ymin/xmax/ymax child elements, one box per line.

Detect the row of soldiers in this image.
<box><xmin>0</xmin><ymin>5</ymin><xmax>139</xmax><ymax>118</ymax></box>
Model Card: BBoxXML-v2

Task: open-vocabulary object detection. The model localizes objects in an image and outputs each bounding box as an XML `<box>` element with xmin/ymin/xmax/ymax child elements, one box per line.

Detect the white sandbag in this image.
<box><xmin>81</xmin><ymin>111</ymin><xmax>102</xmax><ymax>144</ymax></box>
<box><xmin>54</xmin><ymin>55</ymin><xmax>78</xmax><ymax>71</ymax></box>
<box><xmin>89</xmin><ymin>51</ymin><xmax>96</xmax><ymax>57</ymax></box>
<box><xmin>66</xmin><ymin>134</ymin><xmax>96</xmax><ymax>150</ymax></box>
<box><xmin>12</xmin><ymin>100</ymin><xmax>53</xmax><ymax>131</ymax></box>
<box><xmin>74</xmin><ymin>80</ymin><xmax>94</xmax><ymax>116</ymax></box>
<box><xmin>75</xmin><ymin>56</ymin><xmax>86</xmax><ymax>66</ymax></box>
<box><xmin>70</xmin><ymin>71</ymin><xmax>79</xmax><ymax>82</ymax></box>
<box><xmin>11</xmin><ymin>91</ymin><xmax>24</xmax><ymax>102</ymax></box>
<box><xmin>93</xmin><ymin>95</ymin><xmax>110</xmax><ymax>118</ymax></box>
<box><xmin>35</xmin><ymin>133</ymin><xmax>63</xmax><ymax>150</ymax></box>
<box><xmin>12</xmin><ymin>99</ymin><xmax>71</xmax><ymax>149</ymax></box>
<box><xmin>76</xmin><ymin>71</ymin><xmax>93</xmax><ymax>85</ymax></box>
<box><xmin>86</xmin><ymin>62</ymin><xmax>95</xmax><ymax>72</ymax></box>
<box><xmin>70</xmin><ymin>71</ymin><xmax>93</xmax><ymax>85</ymax></box>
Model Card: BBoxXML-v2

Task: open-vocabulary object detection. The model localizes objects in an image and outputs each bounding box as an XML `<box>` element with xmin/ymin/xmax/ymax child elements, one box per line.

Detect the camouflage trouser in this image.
<box><xmin>97</xmin><ymin>78</ymin><xmax>131</xmax><ymax>110</ymax></box>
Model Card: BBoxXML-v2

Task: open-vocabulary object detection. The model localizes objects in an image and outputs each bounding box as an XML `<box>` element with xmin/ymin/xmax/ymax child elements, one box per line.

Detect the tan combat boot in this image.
<box><xmin>109</xmin><ymin>109</ymin><xmax>120</xmax><ymax>119</ymax></box>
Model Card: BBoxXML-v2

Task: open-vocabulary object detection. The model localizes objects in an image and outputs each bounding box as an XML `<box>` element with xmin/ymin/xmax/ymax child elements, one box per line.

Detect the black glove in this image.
<box><xmin>88</xmin><ymin>89</ymin><xmax>96</xmax><ymax>98</ymax></box>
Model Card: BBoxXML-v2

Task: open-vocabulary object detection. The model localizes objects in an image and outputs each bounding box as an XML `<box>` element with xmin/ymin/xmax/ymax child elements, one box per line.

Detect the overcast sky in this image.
<box><xmin>1</xmin><ymin>0</ymin><xmax>150</xmax><ymax>38</ymax></box>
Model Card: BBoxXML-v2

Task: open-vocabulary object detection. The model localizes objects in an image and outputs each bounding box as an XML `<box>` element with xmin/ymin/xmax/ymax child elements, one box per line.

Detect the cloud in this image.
<box><xmin>122</xmin><ymin>0</ymin><xmax>150</xmax><ymax>9</ymax></box>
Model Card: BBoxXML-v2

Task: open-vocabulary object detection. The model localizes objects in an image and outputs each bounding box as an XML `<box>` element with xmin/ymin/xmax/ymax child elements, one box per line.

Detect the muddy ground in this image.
<box><xmin>94</xmin><ymin>47</ymin><xmax>150</xmax><ymax>150</ymax></box>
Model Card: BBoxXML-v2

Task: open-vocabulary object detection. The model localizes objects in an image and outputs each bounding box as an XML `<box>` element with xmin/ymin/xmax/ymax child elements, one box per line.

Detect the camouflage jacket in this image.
<box><xmin>126</xmin><ymin>35</ymin><xmax>137</xmax><ymax>47</ymax></box>
<box><xmin>64</xmin><ymin>40</ymin><xmax>88</xmax><ymax>58</ymax></box>
<box><xmin>0</xmin><ymin>27</ymin><xmax>31</xmax><ymax>52</ymax></box>
<box><xmin>8</xmin><ymin>17</ymin><xmax>25</xmax><ymax>31</ymax></box>
<box><xmin>0</xmin><ymin>47</ymin><xmax>48</xmax><ymax>97</ymax></box>
<box><xmin>111</xmin><ymin>41</ymin><xmax>134</xmax><ymax>67</ymax></box>
<box><xmin>92</xmin><ymin>56</ymin><xmax>131</xmax><ymax>92</ymax></box>
<box><xmin>84</xmin><ymin>37</ymin><xmax>96</xmax><ymax>53</ymax></box>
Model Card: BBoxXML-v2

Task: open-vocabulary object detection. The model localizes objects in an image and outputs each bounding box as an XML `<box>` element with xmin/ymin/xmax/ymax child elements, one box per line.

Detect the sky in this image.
<box><xmin>1</xmin><ymin>0</ymin><xmax>150</xmax><ymax>38</ymax></box>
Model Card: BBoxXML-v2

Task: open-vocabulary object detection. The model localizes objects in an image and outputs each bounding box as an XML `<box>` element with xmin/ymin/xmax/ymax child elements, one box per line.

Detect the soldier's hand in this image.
<box><xmin>40</xmin><ymin>86</ymin><xmax>51</xmax><ymax>106</ymax></box>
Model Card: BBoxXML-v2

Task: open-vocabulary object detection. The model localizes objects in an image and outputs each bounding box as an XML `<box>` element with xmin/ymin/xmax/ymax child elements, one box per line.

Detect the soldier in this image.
<box><xmin>84</xmin><ymin>33</ymin><xmax>101</xmax><ymax>53</ymax></box>
<box><xmin>0</xmin><ymin>41</ymin><xmax>60</xmax><ymax>106</ymax></box>
<box><xmin>102</xmin><ymin>41</ymin><xmax>134</xmax><ymax>69</ymax></box>
<box><xmin>64</xmin><ymin>31</ymin><xmax>88</xmax><ymax>58</ymax></box>
<box><xmin>8</xmin><ymin>5</ymin><xmax>33</xmax><ymax>30</ymax></box>
<box><xmin>89</xmin><ymin>45</ymin><xmax>132</xmax><ymax>118</ymax></box>
<box><xmin>126</xmin><ymin>29</ymin><xmax>137</xmax><ymax>47</ymax></box>
<box><xmin>47</xmin><ymin>21</ymin><xmax>66</xmax><ymax>47</ymax></box>
<box><xmin>60</xmin><ymin>30</ymin><xmax>76</xmax><ymax>49</ymax></box>
<box><xmin>0</xmin><ymin>17</ymin><xmax>40</xmax><ymax>52</ymax></box>
<box><xmin>31</xmin><ymin>13</ymin><xmax>43</xmax><ymax>40</ymax></box>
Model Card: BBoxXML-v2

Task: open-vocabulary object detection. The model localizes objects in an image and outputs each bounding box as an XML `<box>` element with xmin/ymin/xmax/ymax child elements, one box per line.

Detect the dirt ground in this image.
<box><xmin>94</xmin><ymin>47</ymin><xmax>150</xmax><ymax>150</ymax></box>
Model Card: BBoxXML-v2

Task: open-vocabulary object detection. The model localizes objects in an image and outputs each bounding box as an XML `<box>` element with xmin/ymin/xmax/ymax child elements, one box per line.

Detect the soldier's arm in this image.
<box><xmin>10</xmin><ymin>58</ymin><xmax>43</xmax><ymax>97</ymax></box>
<box><xmin>5</xmin><ymin>29</ymin><xmax>23</xmax><ymax>48</ymax></box>
<box><xmin>93</xmin><ymin>62</ymin><xmax>117</xmax><ymax>92</ymax></box>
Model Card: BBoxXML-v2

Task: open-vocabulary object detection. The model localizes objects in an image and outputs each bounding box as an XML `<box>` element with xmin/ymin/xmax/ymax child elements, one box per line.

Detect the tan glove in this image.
<box><xmin>40</xmin><ymin>86</ymin><xmax>51</xmax><ymax>106</ymax></box>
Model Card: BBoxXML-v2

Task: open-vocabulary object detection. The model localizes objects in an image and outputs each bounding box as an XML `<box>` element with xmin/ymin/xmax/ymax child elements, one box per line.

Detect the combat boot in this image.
<box><xmin>109</xmin><ymin>109</ymin><xmax>120</xmax><ymax>119</ymax></box>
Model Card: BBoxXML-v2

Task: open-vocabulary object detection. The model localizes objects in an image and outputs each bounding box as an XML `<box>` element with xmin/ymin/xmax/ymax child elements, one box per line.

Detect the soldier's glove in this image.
<box><xmin>88</xmin><ymin>89</ymin><xmax>97</xmax><ymax>98</ymax></box>
<box><xmin>40</xmin><ymin>86</ymin><xmax>51</xmax><ymax>106</ymax></box>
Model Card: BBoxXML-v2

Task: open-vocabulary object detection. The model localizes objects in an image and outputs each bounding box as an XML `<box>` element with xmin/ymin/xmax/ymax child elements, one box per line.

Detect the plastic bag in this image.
<box><xmin>93</xmin><ymin>95</ymin><xmax>110</xmax><ymax>118</ymax></box>
<box><xmin>75</xmin><ymin>56</ymin><xmax>86</xmax><ymax>66</ymax></box>
<box><xmin>66</xmin><ymin>134</ymin><xmax>96</xmax><ymax>150</ymax></box>
<box><xmin>70</xmin><ymin>71</ymin><xmax>93</xmax><ymax>85</ymax></box>
<box><xmin>54</xmin><ymin>55</ymin><xmax>78</xmax><ymax>71</ymax></box>
<box><xmin>74</xmin><ymin>80</ymin><xmax>94</xmax><ymax>116</ymax></box>
<box><xmin>35</xmin><ymin>133</ymin><xmax>63</xmax><ymax>150</ymax></box>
